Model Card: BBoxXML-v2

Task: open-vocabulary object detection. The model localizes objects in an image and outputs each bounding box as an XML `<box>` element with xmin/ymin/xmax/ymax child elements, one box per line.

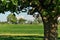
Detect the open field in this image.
<box><xmin>0</xmin><ymin>23</ymin><xmax>60</xmax><ymax>40</ymax></box>
<box><xmin>0</xmin><ymin>24</ymin><xmax>44</xmax><ymax>34</ymax></box>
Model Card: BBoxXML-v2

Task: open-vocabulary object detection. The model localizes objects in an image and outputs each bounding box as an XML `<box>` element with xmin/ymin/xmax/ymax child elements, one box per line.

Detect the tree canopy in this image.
<box><xmin>0</xmin><ymin>0</ymin><xmax>60</xmax><ymax>17</ymax></box>
<box><xmin>0</xmin><ymin>0</ymin><xmax>60</xmax><ymax>23</ymax></box>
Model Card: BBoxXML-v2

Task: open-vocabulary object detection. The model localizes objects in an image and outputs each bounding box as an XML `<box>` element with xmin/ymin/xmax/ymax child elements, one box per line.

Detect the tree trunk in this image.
<box><xmin>42</xmin><ymin>16</ymin><xmax>58</xmax><ymax>40</ymax></box>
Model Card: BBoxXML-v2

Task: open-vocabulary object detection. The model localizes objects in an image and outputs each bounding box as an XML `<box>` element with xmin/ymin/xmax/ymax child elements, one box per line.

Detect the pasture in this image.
<box><xmin>0</xmin><ymin>23</ymin><xmax>60</xmax><ymax>40</ymax></box>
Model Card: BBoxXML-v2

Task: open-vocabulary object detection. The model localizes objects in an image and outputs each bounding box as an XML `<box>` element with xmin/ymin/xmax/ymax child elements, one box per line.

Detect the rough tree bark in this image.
<box><xmin>42</xmin><ymin>16</ymin><xmax>58</xmax><ymax>40</ymax></box>
<box><xmin>28</xmin><ymin>5</ymin><xmax>58</xmax><ymax>40</ymax></box>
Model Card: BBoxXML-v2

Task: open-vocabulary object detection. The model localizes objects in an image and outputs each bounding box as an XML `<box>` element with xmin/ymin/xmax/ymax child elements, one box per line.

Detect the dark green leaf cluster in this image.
<box><xmin>0</xmin><ymin>0</ymin><xmax>60</xmax><ymax>16</ymax></box>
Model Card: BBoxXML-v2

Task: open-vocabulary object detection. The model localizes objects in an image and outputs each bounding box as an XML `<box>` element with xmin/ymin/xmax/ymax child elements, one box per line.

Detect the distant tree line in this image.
<box><xmin>7</xmin><ymin>13</ymin><xmax>42</xmax><ymax>24</ymax></box>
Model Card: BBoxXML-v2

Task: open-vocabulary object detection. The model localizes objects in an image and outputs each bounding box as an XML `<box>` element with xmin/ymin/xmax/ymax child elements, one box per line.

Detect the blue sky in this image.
<box><xmin>0</xmin><ymin>11</ymin><xmax>35</xmax><ymax>22</ymax></box>
<box><xmin>0</xmin><ymin>11</ymin><xmax>10</xmax><ymax>22</ymax></box>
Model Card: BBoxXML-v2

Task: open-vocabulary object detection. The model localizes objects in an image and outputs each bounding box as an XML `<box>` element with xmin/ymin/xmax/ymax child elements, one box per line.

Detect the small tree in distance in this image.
<box><xmin>7</xmin><ymin>13</ymin><xmax>17</xmax><ymax>24</ymax></box>
<box><xmin>18</xmin><ymin>18</ymin><xmax>26</xmax><ymax>24</ymax></box>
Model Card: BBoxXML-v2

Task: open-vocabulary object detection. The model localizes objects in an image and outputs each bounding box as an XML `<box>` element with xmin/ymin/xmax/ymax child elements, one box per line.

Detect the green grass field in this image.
<box><xmin>0</xmin><ymin>24</ymin><xmax>44</xmax><ymax>34</ymax></box>
<box><xmin>0</xmin><ymin>23</ymin><xmax>60</xmax><ymax>40</ymax></box>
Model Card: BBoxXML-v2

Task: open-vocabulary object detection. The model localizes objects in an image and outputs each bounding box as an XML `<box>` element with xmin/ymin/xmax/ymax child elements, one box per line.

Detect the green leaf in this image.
<box><xmin>1</xmin><ymin>0</ymin><xmax>7</xmax><ymax>5</ymax></box>
<box><xmin>42</xmin><ymin>10</ymin><xmax>48</xmax><ymax>16</ymax></box>
<box><xmin>11</xmin><ymin>0</ymin><xmax>18</xmax><ymax>6</ymax></box>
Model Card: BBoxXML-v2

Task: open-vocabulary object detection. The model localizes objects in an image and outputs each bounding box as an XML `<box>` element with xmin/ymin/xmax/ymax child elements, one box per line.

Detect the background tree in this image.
<box><xmin>33</xmin><ymin>13</ymin><xmax>42</xmax><ymax>23</ymax></box>
<box><xmin>18</xmin><ymin>18</ymin><xmax>26</xmax><ymax>24</ymax></box>
<box><xmin>7</xmin><ymin>13</ymin><xmax>17</xmax><ymax>24</ymax></box>
<box><xmin>0</xmin><ymin>0</ymin><xmax>60</xmax><ymax>40</ymax></box>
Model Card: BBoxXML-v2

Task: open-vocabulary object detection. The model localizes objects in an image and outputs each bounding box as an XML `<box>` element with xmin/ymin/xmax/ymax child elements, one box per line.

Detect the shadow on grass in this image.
<box><xmin>0</xmin><ymin>36</ymin><xmax>60</xmax><ymax>40</ymax></box>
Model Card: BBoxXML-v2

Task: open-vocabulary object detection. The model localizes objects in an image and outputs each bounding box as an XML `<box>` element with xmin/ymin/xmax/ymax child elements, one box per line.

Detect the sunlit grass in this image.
<box><xmin>58</xmin><ymin>24</ymin><xmax>60</xmax><ymax>37</ymax></box>
<box><xmin>0</xmin><ymin>24</ymin><xmax>60</xmax><ymax>37</ymax></box>
<box><xmin>0</xmin><ymin>24</ymin><xmax>44</xmax><ymax>34</ymax></box>
<box><xmin>0</xmin><ymin>23</ymin><xmax>60</xmax><ymax>40</ymax></box>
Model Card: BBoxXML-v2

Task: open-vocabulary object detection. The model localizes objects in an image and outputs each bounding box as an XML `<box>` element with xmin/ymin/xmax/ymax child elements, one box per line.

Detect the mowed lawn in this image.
<box><xmin>0</xmin><ymin>23</ymin><xmax>60</xmax><ymax>37</ymax></box>
<box><xmin>0</xmin><ymin>24</ymin><xmax>44</xmax><ymax>35</ymax></box>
